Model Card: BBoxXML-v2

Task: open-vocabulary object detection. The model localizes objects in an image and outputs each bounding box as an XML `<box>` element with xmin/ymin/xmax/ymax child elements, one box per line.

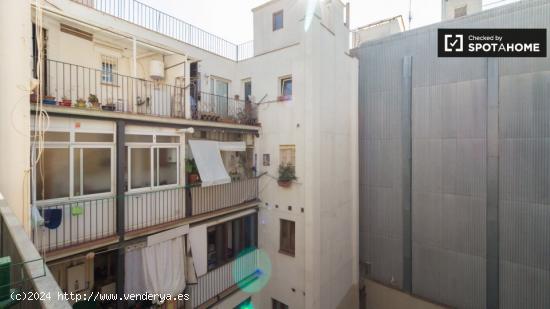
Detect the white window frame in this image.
<box><xmin>279</xmin><ymin>76</ymin><xmax>292</xmax><ymax>98</ymax></box>
<box><xmin>101</xmin><ymin>55</ymin><xmax>118</xmax><ymax>85</ymax></box>
<box><xmin>126</xmin><ymin>133</ymin><xmax>181</xmax><ymax>193</ymax></box>
<box><xmin>32</xmin><ymin>129</ymin><xmax>116</xmax><ymax>205</ymax></box>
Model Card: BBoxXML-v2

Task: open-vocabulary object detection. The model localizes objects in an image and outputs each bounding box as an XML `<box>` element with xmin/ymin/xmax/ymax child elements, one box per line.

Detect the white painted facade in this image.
<box><xmin>352</xmin><ymin>16</ymin><xmax>405</xmax><ymax>47</ymax></box>
<box><xmin>1</xmin><ymin>0</ymin><xmax>358</xmax><ymax>308</ymax></box>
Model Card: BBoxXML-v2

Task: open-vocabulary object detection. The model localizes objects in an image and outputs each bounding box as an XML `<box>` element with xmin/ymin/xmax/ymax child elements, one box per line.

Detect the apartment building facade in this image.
<box><xmin>0</xmin><ymin>0</ymin><xmax>358</xmax><ymax>308</ymax></box>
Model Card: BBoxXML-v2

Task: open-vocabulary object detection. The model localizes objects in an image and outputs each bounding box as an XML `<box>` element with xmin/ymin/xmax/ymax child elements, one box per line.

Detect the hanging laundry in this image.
<box><xmin>43</xmin><ymin>209</ymin><xmax>62</xmax><ymax>229</ymax></box>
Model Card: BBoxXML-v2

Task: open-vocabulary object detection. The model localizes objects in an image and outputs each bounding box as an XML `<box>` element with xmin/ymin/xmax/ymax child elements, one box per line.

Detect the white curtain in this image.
<box><xmin>189</xmin><ymin>140</ymin><xmax>231</xmax><ymax>187</ymax></box>
<box><xmin>189</xmin><ymin>225</ymin><xmax>207</xmax><ymax>277</ymax></box>
<box><xmin>142</xmin><ymin>236</ymin><xmax>186</xmax><ymax>296</ymax></box>
<box><xmin>124</xmin><ymin>247</ymin><xmax>147</xmax><ymax>294</ymax></box>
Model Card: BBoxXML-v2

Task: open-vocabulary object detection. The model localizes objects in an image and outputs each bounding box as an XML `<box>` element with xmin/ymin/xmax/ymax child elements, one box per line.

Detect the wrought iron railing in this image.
<box><xmin>40</xmin><ymin>58</ymin><xmax>186</xmax><ymax>118</ymax></box>
<box><xmin>193</xmin><ymin>92</ymin><xmax>248</xmax><ymax>122</ymax></box>
<box><xmin>125</xmin><ymin>186</ymin><xmax>186</xmax><ymax>232</ymax></box>
<box><xmin>70</xmin><ymin>0</ymin><xmax>254</xmax><ymax>61</ymax></box>
<box><xmin>0</xmin><ymin>200</ymin><xmax>71</xmax><ymax>308</ymax></box>
<box><xmin>187</xmin><ymin>249</ymin><xmax>259</xmax><ymax>308</ymax></box>
<box><xmin>189</xmin><ymin>178</ymin><xmax>259</xmax><ymax>216</ymax></box>
<box><xmin>32</xmin><ymin>196</ymin><xmax>117</xmax><ymax>252</ymax></box>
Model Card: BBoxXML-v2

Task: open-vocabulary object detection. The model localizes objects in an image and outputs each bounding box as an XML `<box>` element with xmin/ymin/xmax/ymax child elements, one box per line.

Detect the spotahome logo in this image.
<box><xmin>438</xmin><ymin>29</ymin><xmax>546</xmax><ymax>57</ymax></box>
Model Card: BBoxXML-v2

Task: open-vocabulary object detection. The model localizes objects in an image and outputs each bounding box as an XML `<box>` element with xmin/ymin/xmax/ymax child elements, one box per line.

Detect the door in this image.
<box><xmin>244</xmin><ymin>80</ymin><xmax>252</xmax><ymax>103</ymax></box>
<box><xmin>210</xmin><ymin>78</ymin><xmax>228</xmax><ymax>117</ymax></box>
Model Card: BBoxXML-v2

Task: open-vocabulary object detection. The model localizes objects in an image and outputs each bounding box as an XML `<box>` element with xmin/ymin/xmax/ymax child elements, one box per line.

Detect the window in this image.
<box><xmin>126</xmin><ymin>133</ymin><xmax>180</xmax><ymax>190</ymax></box>
<box><xmin>454</xmin><ymin>5</ymin><xmax>467</xmax><ymax>18</ymax></box>
<box><xmin>207</xmin><ymin>213</ymin><xmax>258</xmax><ymax>270</ymax></box>
<box><xmin>272</xmin><ymin>298</ymin><xmax>289</xmax><ymax>309</ymax></box>
<box><xmin>263</xmin><ymin>154</ymin><xmax>270</xmax><ymax>166</ymax></box>
<box><xmin>34</xmin><ymin>130</ymin><xmax>115</xmax><ymax>201</ymax></box>
<box><xmin>280</xmin><ymin>76</ymin><xmax>292</xmax><ymax>98</ymax></box>
<box><xmin>279</xmin><ymin>219</ymin><xmax>295</xmax><ymax>256</ymax></box>
<box><xmin>101</xmin><ymin>55</ymin><xmax>117</xmax><ymax>84</ymax></box>
<box><xmin>273</xmin><ymin>10</ymin><xmax>284</xmax><ymax>31</ymax></box>
<box><xmin>243</xmin><ymin>80</ymin><xmax>252</xmax><ymax>103</ymax></box>
<box><xmin>36</xmin><ymin>148</ymin><xmax>70</xmax><ymax>200</ymax></box>
<box><xmin>279</xmin><ymin>145</ymin><xmax>296</xmax><ymax>167</ymax></box>
<box><xmin>74</xmin><ymin>148</ymin><xmax>111</xmax><ymax>196</ymax></box>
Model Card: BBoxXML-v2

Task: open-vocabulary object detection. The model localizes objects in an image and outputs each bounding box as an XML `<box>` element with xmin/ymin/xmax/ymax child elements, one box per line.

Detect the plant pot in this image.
<box><xmin>42</xmin><ymin>97</ymin><xmax>57</xmax><ymax>105</ymax></box>
<box><xmin>60</xmin><ymin>99</ymin><xmax>72</xmax><ymax>107</ymax></box>
<box><xmin>102</xmin><ymin>104</ymin><xmax>116</xmax><ymax>111</ymax></box>
<box><xmin>278</xmin><ymin>180</ymin><xmax>292</xmax><ymax>188</ymax></box>
<box><xmin>76</xmin><ymin>101</ymin><xmax>86</xmax><ymax>108</ymax></box>
<box><xmin>30</xmin><ymin>93</ymin><xmax>37</xmax><ymax>103</ymax></box>
<box><xmin>188</xmin><ymin>173</ymin><xmax>200</xmax><ymax>184</ymax></box>
<box><xmin>91</xmin><ymin>102</ymin><xmax>101</xmax><ymax>109</ymax></box>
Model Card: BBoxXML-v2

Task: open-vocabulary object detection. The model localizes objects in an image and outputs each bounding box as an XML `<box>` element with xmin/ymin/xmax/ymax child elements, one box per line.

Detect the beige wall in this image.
<box><xmin>364</xmin><ymin>279</ymin><xmax>447</xmax><ymax>309</ymax></box>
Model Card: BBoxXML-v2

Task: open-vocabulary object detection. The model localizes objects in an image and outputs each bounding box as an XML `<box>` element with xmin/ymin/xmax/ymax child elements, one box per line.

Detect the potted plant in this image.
<box><xmin>102</xmin><ymin>97</ymin><xmax>116</xmax><ymax>111</ymax></box>
<box><xmin>60</xmin><ymin>96</ymin><xmax>72</xmax><ymax>107</ymax></box>
<box><xmin>186</xmin><ymin>159</ymin><xmax>200</xmax><ymax>185</ymax></box>
<box><xmin>76</xmin><ymin>98</ymin><xmax>86</xmax><ymax>108</ymax></box>
<box><xmin>42</xmin><ymin>95</ymin><xmax>56</xmax><ymax>105</ymax></box>
<box><xmin>88</xmin><ymin>94</ymin><xmax>100</xmax><ymax>109</ymax></box>
<box><xmin>278</xmin><ymin>163</ymin><xmax>297</xmax><ymax>188</ymax></box>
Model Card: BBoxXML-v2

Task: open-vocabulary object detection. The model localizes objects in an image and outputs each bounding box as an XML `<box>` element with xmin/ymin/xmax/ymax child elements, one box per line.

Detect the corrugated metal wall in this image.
<box><xmin>357</xmin><ymin>1</ymin><xmax>550</xmax><ymax>308</ymax></box>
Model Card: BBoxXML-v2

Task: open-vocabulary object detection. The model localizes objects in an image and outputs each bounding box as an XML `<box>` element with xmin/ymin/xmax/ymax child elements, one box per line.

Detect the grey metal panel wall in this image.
<box><xmin>357</xmin><ymin>0</ymin><xmax>550</xmax><ymax>308</ymax></box>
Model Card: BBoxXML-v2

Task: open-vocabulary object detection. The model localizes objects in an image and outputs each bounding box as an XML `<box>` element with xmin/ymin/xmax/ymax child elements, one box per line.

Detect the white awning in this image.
<box><xmin>188</xmin><ymin>225</ymin><xmax>207</xmax><ymax>277</ymax></box>
<box><xmin>189</xmin><ymin>140</ymin><xmax>231</xmax><ymax>187</ymax></box>
<box><xmin>218</xmin><ymin>141</ymin><xmax>246</xmax><ymax>152</ymax></box>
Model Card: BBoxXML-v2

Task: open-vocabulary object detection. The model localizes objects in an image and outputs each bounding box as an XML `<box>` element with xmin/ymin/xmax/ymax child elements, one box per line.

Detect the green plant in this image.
<box><xmin>88</xmin><ymin>94</ymin><xmax>99</xmax><ymax>104</ymax></box>
<box><xmin>278</xmin><ymin>164</ymin><xmax>297</xmax><ymax>182</ymax></box>
<box><xmin>185</xmin><ymin>159</ymin><xmax>198</xmax><ymax>174</ymax></box>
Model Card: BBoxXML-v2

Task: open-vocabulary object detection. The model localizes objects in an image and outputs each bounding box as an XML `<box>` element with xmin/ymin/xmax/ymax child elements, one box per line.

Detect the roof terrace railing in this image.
<box><xmin>71</xmin><ymin>0</ymin><xmax>254</xmax><ymax>61</ymax></box>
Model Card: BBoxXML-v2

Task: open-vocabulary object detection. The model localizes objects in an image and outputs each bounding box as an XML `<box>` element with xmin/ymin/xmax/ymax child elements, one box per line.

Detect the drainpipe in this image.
<box><xmin>131</xmin><ymin>36</ymin><xmax>137</xmax><ymax>113</ymax></box>
<box><xmin>184</xmin><ymin>58</ymin><xmax>191</xmax><ymax>119</ymax></box>
<box><xmin>0</xmin><ymin>0</ymin><xmax>31</xmax><ymax>230</ymax></box>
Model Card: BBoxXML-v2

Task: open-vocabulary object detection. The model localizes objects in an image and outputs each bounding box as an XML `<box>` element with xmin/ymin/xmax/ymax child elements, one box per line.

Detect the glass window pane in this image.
<box><xmin>273</xmin><ymin>11</ymin><xmax>283</xmax><ymax>30</ymax></box>
<box><xmin>75</xmin><ymin>133</ymin><xmax>113</xmax><ymax>143</ymax></box>
<box><xmin>130</xmin><ymin>148</ymin><xmax>151</xmax><ymax>189</ymax></box>
<box><xmin>282</xmin><ymin>79</ymin><xmax>292</xmax><ymax>96</ymax></box>
<box><xmin>36</xmin><ymin>148</ymin><xmax>70</xmax><ymax>200</ymax></box>
<box><xmin>157</xmin><ymin>148</ymin><xmax>178</xmax><ymax>186</ymax></box>
<box><xmin>156</xmin><ymin>135</ymin><xmax>180</xmax><ymax>143</ymax></box>
<box><xmin>126</xmin><ymin>134</ymin><xmax>153</xmax><ymax>143</ymax></box>
<box><xmin>82</xmin><ymin>148</ymin><xmax>111</xmax><ymax>195</ymax></box>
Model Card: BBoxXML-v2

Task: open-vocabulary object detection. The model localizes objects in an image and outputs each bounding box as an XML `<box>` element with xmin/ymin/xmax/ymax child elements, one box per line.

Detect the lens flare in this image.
<box><xmin>304</xmin><ymin>0</ymin><xmax>318</xmax><ymax>32</ymax></box>
<box><xmin>232</xmin><ymin>248</ymin><xmax>272</xmax><ymax>294</ymax></box>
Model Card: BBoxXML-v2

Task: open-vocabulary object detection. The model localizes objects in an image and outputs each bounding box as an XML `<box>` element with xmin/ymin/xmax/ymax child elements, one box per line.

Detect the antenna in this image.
<box><xmin>408</xmin><ymin>0</ymin><xmax>413</xmax><ymax>29</ymax></box>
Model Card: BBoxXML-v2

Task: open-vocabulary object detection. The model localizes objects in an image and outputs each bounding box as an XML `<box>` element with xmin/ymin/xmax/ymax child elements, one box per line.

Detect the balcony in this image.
<box><xmin>69</xmin><ymin>0</ymin><xmax>254</xmax><ymax>61</ymax></box>
<box><xmin>125</xmin><ymin>186</ymin><xmax>186</xmax><ymax>234</ymax></box>
<box><xmin>190</xmin><ymin>178</ymin><xmax>259</xmax><ymax>216</ymax></box>
<box><xmin>187</xmin><ymin>248</ymin><xmax>260</xmax><ymax>308</ymax></box>
<box><xmin>33</xmin><ymin>196</ymin><xmax>117</xmax><ymax>253</ymax></box>
<box><xmin>34</xmin><ymin>59</ymin><xmax>259</xmax><ymax>126</ymax></box>
<box><xmin>0</xmin><ymin>199</ymin><xmax>70</xmax><ymax>308</ymax></box>
<box><xmin>35</xmin><ymin>58</ymin><xmax>186</xmax><ymax>119</ymax></box>
<box><xmin>32</xmin><ymin>179</ymin><xmax>259</xmax><ymax>254</ymax></box>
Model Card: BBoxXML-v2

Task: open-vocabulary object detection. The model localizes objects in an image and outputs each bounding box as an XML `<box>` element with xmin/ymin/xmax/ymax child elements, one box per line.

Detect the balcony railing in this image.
<box><xmin>190</xmin><ymin>178</ymin><xmax>259</xmax><ymax>216</ymax></box>
<box><xmin>193</xmin><ymin>92</ymin><xmax>246</xmax><ymax>122</ymax></box>
<box><xmin>0</xmin><ymin>200</ymin><xmax>71</xmax><ymax>308</ymax></box>
<box><xmin>70</xmin><ymin>0</ymin><xmax>254</xmax><ymax>61</ymax></box>
<box><xmin>125</xmin><ymin>186</ymin><xmax>186</xmax><ymax>233</ymax></box>
<box><xmin>38</xmin><ymin>58</ymin><xmax>186</xmax><ymax>118</ymax></box>
<box><xmin>33</xmin><ymin>196</ymin><xmax>117</xmax><ymax>252</ymax></box>
<box><xmin>187</xmin><ymin>249</ymin><xmax>259</xmax><ymax>308</ymax></box>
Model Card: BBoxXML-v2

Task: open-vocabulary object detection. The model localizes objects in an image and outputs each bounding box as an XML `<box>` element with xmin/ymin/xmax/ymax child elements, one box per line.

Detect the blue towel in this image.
<box><xmin>43</xmin><ymin>209</ymin><xmax>62</xmax><ymax>229</ymax></box>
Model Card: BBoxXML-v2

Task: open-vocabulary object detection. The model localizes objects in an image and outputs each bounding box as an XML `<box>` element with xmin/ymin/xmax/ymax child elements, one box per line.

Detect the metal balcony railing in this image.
<box><xmin>32</xmin><ymin>196</ymin><xmax>117</xmax><ymax>252</ymax></box>
<box><xmin>0</xmin><ymin>200</ymin><xmax>71</xmax><ymax>308</ymax></box>
<box><xmin>70</xmin><ymin>0</ymin><xmax>254</xmax><ymax>61</ymax></box>
<box><xmin>189</xmin><ymin>178</ymin><xmax>259</xmax><ymax>216</ymax></box>
<box><xmin>187</xmin><ymin>249</ymin><xmax>259</xmax><ymax>308</ymax></box>
<box><xmin>125</xmin><ymin>186</ymin><xmax>186</xmax><ymax>233</ymax></box>
<box><xmin>193</xmin><ymin>92</ymin><xmax>247</xmax><ymax>122</ymax></box>
<box><xmin>39</xmin><ymin>58</ymin><xmax>186</xmax><ymax>118</ymax></box>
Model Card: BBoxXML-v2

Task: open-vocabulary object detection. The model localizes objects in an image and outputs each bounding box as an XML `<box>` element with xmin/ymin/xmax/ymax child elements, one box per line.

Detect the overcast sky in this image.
<box><xmin>138</xmin><ymin>0</ymin><xmax>520</xmax><ymax>44</ymax></box>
